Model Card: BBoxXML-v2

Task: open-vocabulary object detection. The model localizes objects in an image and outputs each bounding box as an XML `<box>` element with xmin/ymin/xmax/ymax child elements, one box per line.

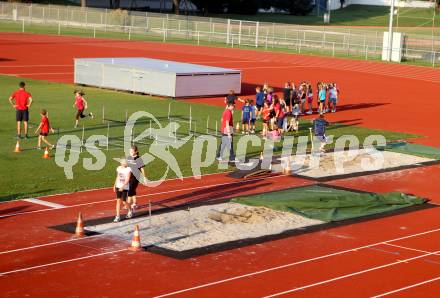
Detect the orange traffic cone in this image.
<box><xmin>129</xmin><ymin>225</ymin><xmax>142</xmax><ymax>251</ymax></box>
<box><xmin>14</xmin><ymin>141</ymin><xmax>21</xmax><ymax>153</ymax></box>
<box><xmin>75</xmin><ymin>212</ymin><xmax>85</xmax><ymax>237</ymax></box>
<box><xmin>43</xmin><ymin>147</ymin><xmax>50</xmax><ymax>159</ymax></box>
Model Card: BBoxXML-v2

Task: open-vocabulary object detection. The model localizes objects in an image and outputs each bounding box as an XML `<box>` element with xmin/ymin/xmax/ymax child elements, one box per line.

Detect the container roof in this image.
<box><xmin>75</xmin><ymin>57</ymin><xmax>241</xmax><ymax>75</ymax></box>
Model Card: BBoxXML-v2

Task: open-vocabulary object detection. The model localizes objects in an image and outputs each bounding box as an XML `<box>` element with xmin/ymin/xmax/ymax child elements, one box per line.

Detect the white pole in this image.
<box><xmin>238</xmin><ymin>20</ymin><xmax>242</xmax><ymax>46</ymax></box>
<box><xmin>106</xmin><ymin>122</ymin><xmax>110</xmax><ymax>151</ymax></box>
<box><xmin>128</xmin><ymin>26</ymin><xmax>131</xmax><ymax>40</ymax></box>
<box><xmin>93</xmin><ymin>26</ymin><xmax>96</xmax><ymax>38</ymax></box>
<box><xmin>81</xmin><ymin>124</ymin><xmax>85</xmax><ymax>152</ymax></box>
<box><xmin>189</xmin><ymin>106</ymin><xmax>192</xmax><ymax>134</ymax></box>
<box><xmin>206</xmin><ymin>115</ymin><xmax>209</xmax><ymax>134</ymax></box>
<box><xmin>226</xmin><ymin>19</ymin><xmax>231</xmax><ymax>44</ymax></box>
<box><xmin>162</xmin><ymin>18</ymin><xmax>166</xmax><ymax>42</ymax></box>
<box><xmin>102</xmin><ymin>105</ymin><xmax>105</xmax><ymax>123</ymax></box>
<box><xmin>167</xmin><ymin>102</ymin><xmax>171</xmax><ymax>120</ymax></box>
<box><xmin>387</xmin><ymin>0</ymin><xmax>395</xmax><ymax>62</ymax></box>
<box><xmin>22</xmin><ymin>18</ymin><xmax>24</xmax><ymax>33</ymax></box>
<box><xmin>125</xmin><ymin>110</ymin><xmax>128</xmax><ymax>123</ymax></box>
<box><xmin>58</xmin><ymin>21</ymin><xmax>61</xmax><ymax>35</ymax></box>
<box><xmin>193</xmin><ymin>121</ymin><xmax>197</xmax><ymax>140</ymax></box>
<box><xmin>215</xmin><ymin>120</ymin><xmax>218</xmax><ymax>136</ymax></box>
<box><xmin>255</xmin><ymin>21</ymin><xmax>259</xmax><ymax>48</ymax></box>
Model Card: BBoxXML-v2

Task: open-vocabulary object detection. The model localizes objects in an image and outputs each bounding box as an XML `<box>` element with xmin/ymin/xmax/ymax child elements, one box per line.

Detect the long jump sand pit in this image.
<box><xmin>85</xmin><ymin>203</ymin><xmax>323</xmax><ymax>254</ymax></box>
<box><xmin>282</xmin><ymin>149</ymin><xmax>435</xmax><ymax>179</ymax></box>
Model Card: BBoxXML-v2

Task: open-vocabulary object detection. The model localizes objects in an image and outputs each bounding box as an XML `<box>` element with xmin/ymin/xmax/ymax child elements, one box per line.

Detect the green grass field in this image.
<box><xmin>212</xmin><ymin>5</ymin><xmax>440</xmax><ymax>27</ymax></box>
<box><xmin>0</xmin><ymin>75</ymin><xmax>419</xmax><ymax>201</ymax></box>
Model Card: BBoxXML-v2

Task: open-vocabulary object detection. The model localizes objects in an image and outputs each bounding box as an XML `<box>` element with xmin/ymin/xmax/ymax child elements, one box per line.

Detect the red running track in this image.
<box><xmin>0</xmin><ymin>33</ymin><xmax>439</xmax><ymax>297</ymax></box>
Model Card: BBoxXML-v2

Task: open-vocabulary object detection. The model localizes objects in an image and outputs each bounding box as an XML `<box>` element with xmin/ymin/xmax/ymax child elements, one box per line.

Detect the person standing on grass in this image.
<box><xmin>261</xmin><ymin>100</ymin><xmax>271</xmax><ymax>139</ymax></box>
<box><xmin>255</xmin><ymin>86</ymin><xmax>265</xmax><ymax>119</ymax></box>
<box><xmin>249</xmin><ymin>100</ymin><xmax>257</xmax><ymax>134</ymax></box>
<box><xmin>127</xmin><ymin>145</ymin><xmax>146</xmax><ymax>211</ymax></box>
<box><xmin>9</xmin><ymin>81</ymin><xmax>32</xmax><ymax>139</ymax></box>
<box><xmin>113</xmin><ymin>158</ymin><xmax>133</xmax><ymax>223</ymax></box>
<box><xmin>306</xmin><ymin>84</ymin><xmax>314</xmax><ymax>114</ymax></box>
<box><xmin>318</xmin><ymin>83</ymin><xmax>327</xmax><ymax>114</ymax></box>
<box><xmin>328</xmin><ymin>83</ymin><xmax>338</xmax><ymax>113</ymax></box>
<box><xmin>283</xmin><ymin>82</ymin><xmax>291</xmax><ymax>113</ymax></box>
<box><xmin>224</xmin><ymin>89</ymin><xmax>244</xmax><ymax>106</ymax></box>
<box><xmin>216</xmin><ymin>103</ymin><xmax>237</xmax><ymax>163</ymax></box>
<box><xmin>241</xmin><ymin>100</ymin><xmax>251</xmax><ymax>134</ymax></box>
<box><xmin>35</xmin><ymin>109</ymin><xmax>55</xmax><ymax>150</ymax></box>
<box><xmin>313</xmin><ymin>113</ymin><xmax>329</xmax><ymax>154</ymax></box>
<box><xmin>273</xmin><ymin>95</ymin><xmax>285</xmax><ymax>135</ymax></box>
<box><xmin>73</xmin><ymin>90</ymin><xmax>93</xmax><ymax>128</ymax></box>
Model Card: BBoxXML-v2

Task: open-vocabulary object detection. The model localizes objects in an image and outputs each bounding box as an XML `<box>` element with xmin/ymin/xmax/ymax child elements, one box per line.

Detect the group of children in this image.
<box><xmin>9</xmin><ymin>82</ymin><xmax>94</xmax><ymax>150</ymax></box>
<box><xmin>236</xmin><ymin>81</ymin><xmax>340</xmax><ymax>139</ymax></box>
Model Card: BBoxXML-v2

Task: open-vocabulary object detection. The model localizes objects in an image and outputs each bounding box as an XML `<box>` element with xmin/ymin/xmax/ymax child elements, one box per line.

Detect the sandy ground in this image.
<box><xmin>85</xmin><ymin>203</ymin><xmax>324</xmax><ymax>252</ymax></box>
<box><xmin>277</xmin><ymin>149</ymin><xmax>433</xmax><ymax>178</ymax></box>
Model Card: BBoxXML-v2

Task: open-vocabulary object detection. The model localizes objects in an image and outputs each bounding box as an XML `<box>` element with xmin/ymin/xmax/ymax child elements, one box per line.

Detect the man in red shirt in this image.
<box><xmin>216</xmin><ymin>103</ymin><xmax>237</xmax><ymax>162</ymax></box>
<box><xmin>9</xmin><ymin>81</ymin><xmax>33</xmax><ymax>139</ymax></box>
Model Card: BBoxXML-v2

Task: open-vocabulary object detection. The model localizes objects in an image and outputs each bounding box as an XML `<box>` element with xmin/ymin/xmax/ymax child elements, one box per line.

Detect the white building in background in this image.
<box><xmin>328</xmin><ymin>0</ymin><xmax>435</xmax><ymax>10</ymax></box>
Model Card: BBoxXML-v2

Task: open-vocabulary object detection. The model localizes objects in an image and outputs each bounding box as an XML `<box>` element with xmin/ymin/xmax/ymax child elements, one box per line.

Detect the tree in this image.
<box><xmin>192</xmin><ymin>0</ymin><xmax>226</xmax><ymax>15</ymax></box>
<box><xmin>228</xmin><ymin>0</ymin><xmax>259</xmax><ymax>15</ymax></box>
<box><xmin>109</xmin><ymin>0</ymin><xmax>120</xmax><ymax>9</ymax></box>
<box><xmin>172</xmin><ymin>0</ymin><xmax>181</xmax><ymax>15</ymax></box>
<box><xmin>272</xmin><ymin>0</ymin><xmax>314</xmax><ymax>16</ymax></box>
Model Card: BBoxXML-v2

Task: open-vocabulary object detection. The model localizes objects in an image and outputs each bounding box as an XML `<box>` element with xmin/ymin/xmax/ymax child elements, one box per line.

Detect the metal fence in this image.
<box><xmin>0</xmin><ymin>2</ymin><xmax>439</xmax><ymax>67</ymax></box>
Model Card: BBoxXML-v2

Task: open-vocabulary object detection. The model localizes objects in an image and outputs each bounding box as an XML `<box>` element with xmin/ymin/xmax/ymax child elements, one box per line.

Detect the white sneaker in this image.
<box><xmin>306</xmin><ymin>110</ymin><xmax>313</xmax><ymax>115</ymax></box>
<box><xmin>131</xmin><ymin>204</ymin><xmax>138</xmax><ymax>209</ymax></box>
<box><xmin>126</xmin><ymin>210</ymin><xmax>134</xmax><ymax>219</ymax></box>
<box><xmin>89</xmin><ymin>112</ymin><xmax>94</xmax><ymax>118</ymax></box>
<box><xmin>113</xmin><ymin>216</ymin><xmax>121</xmax><ymax>222</ymax></box>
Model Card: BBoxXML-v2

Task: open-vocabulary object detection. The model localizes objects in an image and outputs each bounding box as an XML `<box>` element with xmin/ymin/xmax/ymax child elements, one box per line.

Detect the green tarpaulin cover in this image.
<box><xmin>232</xmin><ymin>185</ymin><xmax>427</xmax><ymax>222</ymax></box>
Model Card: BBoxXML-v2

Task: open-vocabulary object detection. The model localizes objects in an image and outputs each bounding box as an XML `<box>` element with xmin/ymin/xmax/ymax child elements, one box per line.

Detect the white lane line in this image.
<box><xmin>0</xmin><ymin>229</ymin><xmax>438</xmax><ymax>280</ymax></box>
<box><xmin>152</xmin><ymin>228</ymin><xmax>440</xmax><ymax>298</ymax></box>
<box><xmin>383</xmin><ymin>243</ymin><xmax>440</xmax><ymax>255</ymax></box>
<box><xmin>0</xmin><ymin>234</ymin><xmax>106</xmax><ymax>255</ymax></box>
<box><xmin>371</xmin><ymin>276</ymin><xmax>440</xmax><ymax>298</ymax></box>
<box><xmin>23</xmin><ymin>198</ymin><xmax>66</xmax><ymax>209</ymax></box>
<box><xmin>262</xmin><ymin>251</ymin><xmax>440</xmax><ymax>298</ymax></box>
<box><xmin>0</xmin><ymin>174</ymin><xmax>288</xmax><ymax>219</ymax></box>
<box><xmin>0</xmin><ymin>248</ymin><xmax>127</xmax><ymax>277</ymax></box>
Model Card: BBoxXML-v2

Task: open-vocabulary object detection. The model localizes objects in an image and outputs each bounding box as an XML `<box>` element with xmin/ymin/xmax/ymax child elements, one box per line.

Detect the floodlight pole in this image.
<box><xmin>387</xmin><ymin>0</ymin><xmax>396</xmax><ymax>62</ymax></box>
<box><xmin>327</xmin><ymin>0</ymin><xmax>331</xmax><ymax>20</ymax></box>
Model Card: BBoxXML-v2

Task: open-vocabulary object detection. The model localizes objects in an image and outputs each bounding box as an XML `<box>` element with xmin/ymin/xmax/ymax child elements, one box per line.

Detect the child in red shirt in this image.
<box><xmin>74</xmin><ymin>90</ymin><xmax>93</xmax><ymax>128</ymax></box>
<box><xmin>35</xmin><ymin>109</ymin><xmax>55</xmax><ymax>149</ymax></box>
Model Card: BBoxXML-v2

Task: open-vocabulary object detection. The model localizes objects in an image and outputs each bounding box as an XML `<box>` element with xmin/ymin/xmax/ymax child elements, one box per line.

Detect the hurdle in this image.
<box><xmin>167</xmin><ymin>104</ymin><xmax>193</xmax><ymax>136</ymax></box>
